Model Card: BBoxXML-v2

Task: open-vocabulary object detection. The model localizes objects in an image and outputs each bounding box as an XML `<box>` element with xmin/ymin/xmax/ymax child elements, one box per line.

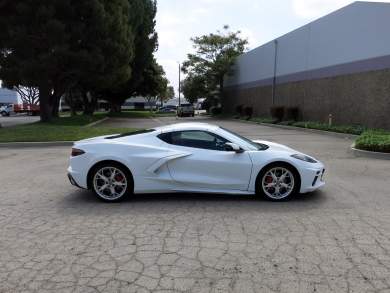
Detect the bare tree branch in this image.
<box><xmin>14</xmin><ymin>86</ymin><xmax>40</xmax><ymax>105</ymax></box>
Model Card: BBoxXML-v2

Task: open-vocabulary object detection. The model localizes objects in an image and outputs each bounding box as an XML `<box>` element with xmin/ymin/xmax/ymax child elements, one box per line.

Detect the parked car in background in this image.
<box><xmin>158</xmin><ymin>105</ymin><xmax>177</xmax><ymax>113</ymax></box>
<box><xmin>0</xmin><ymin>104</ymin><xmax>13</xmax><ymax>116</ymax></box>
<box><xmin>177</xmin><ymin>103</ymin><xmax>195</xmax><ymax>117</ymax></box>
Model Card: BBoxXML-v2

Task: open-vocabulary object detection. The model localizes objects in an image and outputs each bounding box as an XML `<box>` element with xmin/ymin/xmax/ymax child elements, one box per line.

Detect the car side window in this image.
<box><xmin>158</xmin><ymin>131</ymin><xmax>230</xmax><ymax>151</ymax></box>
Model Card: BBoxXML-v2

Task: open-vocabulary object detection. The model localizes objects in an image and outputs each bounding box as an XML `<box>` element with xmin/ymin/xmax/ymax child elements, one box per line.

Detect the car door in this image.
<box><xmin>158</xmin><ymin>130</ymin><xmax>253</xmax><ymax>191</ymax></box>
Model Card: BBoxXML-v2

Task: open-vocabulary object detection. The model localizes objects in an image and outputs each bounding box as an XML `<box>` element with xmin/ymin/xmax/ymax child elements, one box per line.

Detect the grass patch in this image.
<box><xmin>291</xmin><ymin>121</ymin><xmax>366</xmax><ymax>135</ymax></box>
<box><xmin>355</xmin><ymin>130</ymin><xmax>390</xmax><ymax>153</ymax></box>
<box><xmin>108</xmin><ymin>110</ymin><xmax>176</xmax><ymax>118</ymax></box>
<box><xmin>0</xmin><ymin>114</ymin><xmax>137</xmax><ymax>142</ymax></box>
<box><xmin>233</xmin><ymin>115</ymin><xmax>366</xmax><ymax>135</ymax></box>
<box><xmin>250</xmin><ymin>117</ymin><xmax>278</xmax><ymax>124</ymax></box>
<box><xmin>0</xmin><ymin>125</ymin><xmax>135</xmax><ymax>142</ymax></box>
<box><xmin>233</xmin><ymin>116</ymin><xmax>277</xmax><ymax>124</ymax></box>
<box><xmin>51</xmin><ymin>113</ymin><xmax>107</xmax><ymax>126</ymax></box>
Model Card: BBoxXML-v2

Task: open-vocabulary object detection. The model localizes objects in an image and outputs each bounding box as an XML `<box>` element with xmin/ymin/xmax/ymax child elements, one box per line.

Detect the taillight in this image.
<box><xmin>71</xmin><ymin>148</ymin><xmax>85</xmax><ymax>157</ymax></box>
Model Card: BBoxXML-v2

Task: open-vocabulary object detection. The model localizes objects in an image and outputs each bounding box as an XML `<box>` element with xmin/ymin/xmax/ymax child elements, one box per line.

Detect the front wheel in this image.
<box><xmin>91</xmin><ymin>163</ymin><xmax>132</xmax><ymax>202</ymax></box>
<box><xmin>257</xmin><ymin>164</ymin><xmax>299</xmax><ymax>201</ymax></box>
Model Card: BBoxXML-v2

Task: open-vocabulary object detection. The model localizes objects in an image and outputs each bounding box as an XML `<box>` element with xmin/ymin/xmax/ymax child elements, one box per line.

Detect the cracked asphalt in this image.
<box><xmin>1</xmin><ymin>117</ymin><xmax>390</xmax><ymax>293</ymax></box>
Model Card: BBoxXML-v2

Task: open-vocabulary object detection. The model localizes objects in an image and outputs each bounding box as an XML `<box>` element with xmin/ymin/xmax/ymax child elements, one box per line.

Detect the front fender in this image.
<box><xmin>247</xmin><ymin>152</ymin><xmax>303</xmax><ymax>192</ymax></box>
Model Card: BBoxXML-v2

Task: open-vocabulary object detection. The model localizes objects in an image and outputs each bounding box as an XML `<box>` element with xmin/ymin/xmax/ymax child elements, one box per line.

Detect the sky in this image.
<box><xmin>155</xmin><ymin>0</ymin><xmax>390</xmax><ymax>95</ymax></box>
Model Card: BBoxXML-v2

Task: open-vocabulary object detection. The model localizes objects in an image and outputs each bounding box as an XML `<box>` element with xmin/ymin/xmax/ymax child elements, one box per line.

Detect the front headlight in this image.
<box><xmin>291</xmin><ymin>154</ymin><xmax>317</xmax><ymax>163</ymax></box>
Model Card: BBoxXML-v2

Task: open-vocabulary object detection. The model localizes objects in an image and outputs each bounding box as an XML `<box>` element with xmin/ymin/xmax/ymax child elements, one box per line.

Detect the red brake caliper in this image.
<box><xmin>115</xmin><ymin>174</ymin><xmax>123</xmax><ymax>182</ymax></box>
<box><xmin>265</xmin><ymin>176</ymin><xmax>273</xmax><ymax>184</ymax></box>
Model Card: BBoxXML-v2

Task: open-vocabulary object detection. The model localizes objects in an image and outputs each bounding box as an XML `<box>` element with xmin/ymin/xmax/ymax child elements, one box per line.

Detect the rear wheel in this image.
<box><xmin>91</xmin><ymin>163</ymin><xmax>132</xmax><ymax>202</ymax></box>
<box><xmin>257</xmin><ymin>164</ymin><xmax>299</xmax><ymax>201</ymax></box>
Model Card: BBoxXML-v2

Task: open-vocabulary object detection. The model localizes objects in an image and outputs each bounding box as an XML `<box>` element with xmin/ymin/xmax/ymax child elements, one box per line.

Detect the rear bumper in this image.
<box><xmin>67</xmin><ymin>166</ymin><xmax>88</xmax><ymax>189</ymax></box>
<box><xmin>67</xmin><ymin>173</ymin><xmax>82</xmax><ymax>188</ymax></box>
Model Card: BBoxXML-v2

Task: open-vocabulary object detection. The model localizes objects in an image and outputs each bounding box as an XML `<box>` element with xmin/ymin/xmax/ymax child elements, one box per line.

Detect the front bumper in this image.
<box><xmin>299</xmin><ymin>165</ymin><xmax>326</xmax><ymax>193</ymax></box>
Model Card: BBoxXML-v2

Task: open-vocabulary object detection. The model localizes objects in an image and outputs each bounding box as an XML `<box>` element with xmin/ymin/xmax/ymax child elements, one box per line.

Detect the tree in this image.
<box><xmin>103</xmin><ymin>0</ymin><xmax>158</xmax><ymax>112</ymax></box>
<box><xmin>182</xmin><ymin>26</ymin><xmax>248</xmax><ymax>106</ymax></box>
<box><xmin>166</xmin><ymin>85</ymin><xmax>175</xmax><ymax>99</ymax></box>
<box><xmin>1</xmin><ymin>79</ymin><xmax>40</xmax><ymax>105</ymax></box>
<box><xmin>137</xmin><ymin>59</ymin><xmax>168</xmax><ymax>111</ymax></box>
<box><xmin>14</xmin><ymin>86</ymin><xmax>39</xmax><ymax>105</ymax></box>
<box><xmin>181</xmin><ymin>74</ymin><xmax>208</xmax><ymax>104</ymax></box>
<box><xmin>0</xmin><ymin>0</ymin><xmax>135</xmax><ymax>121</ymax></box>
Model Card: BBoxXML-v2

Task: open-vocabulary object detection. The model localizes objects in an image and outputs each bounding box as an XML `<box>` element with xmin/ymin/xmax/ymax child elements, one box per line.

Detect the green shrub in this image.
<box><xmin>279</xmin><ymin>120</ymin><xmax>295</xmax><ymax>126</ymax></box>
<box><xmin>292</xmin><ymin>121</ymin><xmax>365</xmax><ymax>135</ymax></box>
<box><xmin>243</xmin><ymin>106</ymin><xmax>253</xmax><ymax>119</ymax></box>
<box><xmin>285</xmin><ymin>107</ymin><xmax>300</xmax><ymax>121</ymax></box>
<box><xmin>210</xmin><ymin>107</ymin><xmax>222</xmax><ymax>116</ymax></box>
<box><xmin>235</xmin><ymin>105</ymin><xmax>243</xmax><ymax>116</ymax></box>
<box><xmin>270</xmin><ymin>106</ymin><xmax>285</xmax><ymax>122</ymax></box>
<box><xmin>250</xmin><ymin>117</ymin><xmax>278</xmax><ymax>124</ymax></box>
<box><xmin>355</xmin><ymin>130</ymin><xmax>390</xmax><ymax>153</ymax></box>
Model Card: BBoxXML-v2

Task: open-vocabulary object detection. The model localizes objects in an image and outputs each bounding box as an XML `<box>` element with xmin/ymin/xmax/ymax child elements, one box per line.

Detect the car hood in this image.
<box><xmin>253</xmin><ymin>140</ymin><xmax>296</xmax><ymax>153</ymax></box>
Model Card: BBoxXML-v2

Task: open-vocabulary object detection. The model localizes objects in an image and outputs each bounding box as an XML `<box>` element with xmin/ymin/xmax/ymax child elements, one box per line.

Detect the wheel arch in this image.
<box><xmin>255</xmin><ymin>161</ymin><xmax>301</xmax><ymax>194</ymax></box>
<box><xmin>87</xmin><ymin>160</ymin><xmax>134</xmax><ymax>191</ymax></box>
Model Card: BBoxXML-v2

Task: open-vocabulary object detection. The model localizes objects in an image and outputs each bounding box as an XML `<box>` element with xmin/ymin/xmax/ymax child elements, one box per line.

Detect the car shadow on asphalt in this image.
<box><xmin>59</xmin><ymin>189</ymin><xmax>327</xmax><ymax>214</ymax></box>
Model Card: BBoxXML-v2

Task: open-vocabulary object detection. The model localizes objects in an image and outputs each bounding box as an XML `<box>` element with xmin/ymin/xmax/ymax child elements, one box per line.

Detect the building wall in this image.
<box><xmin>224</xmin><ymin>68</ymin><xmax>390</xmax><ymax>129</ymax></box>
<box><xmin>225</xmin><ymin>2</ymin><xmax>390</xmax><ymax>88</ymax></box>
<box><xmin>0</xmin><ymin>88</ymin><xmax>19</xmax><ymax>104</ymax></box>
<box><xmin>223</xmin><ymin>2</ymin><xmax>390</xmax><ymax>129</ymax></box>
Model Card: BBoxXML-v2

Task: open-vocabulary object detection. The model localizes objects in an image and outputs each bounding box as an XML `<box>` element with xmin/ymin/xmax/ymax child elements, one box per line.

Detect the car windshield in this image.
<box><xmin>219</xmin><ymin>127</ymin><xmax>268</xmax><ymax>151</ymax></box>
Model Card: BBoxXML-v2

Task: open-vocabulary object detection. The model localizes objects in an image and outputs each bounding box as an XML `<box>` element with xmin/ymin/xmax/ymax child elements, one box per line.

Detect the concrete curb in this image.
<box><xmin>84</xmin><ymin>117</ymin><xmax>109</xmax><ymax>127</ymax></box>
<box><xmin>231</xmin><ymin>119</ymin><xmax>359</xmax><ymax>139</ymax></box>
<box><xmin>0</xmin><ymin>141</ymin><xmax>74</xmax><ymax>148</ymax></box>
<box><xmin>351</xmin><ymin>143</ymin><xmax>390</xmax><ymax>160</ymax></box>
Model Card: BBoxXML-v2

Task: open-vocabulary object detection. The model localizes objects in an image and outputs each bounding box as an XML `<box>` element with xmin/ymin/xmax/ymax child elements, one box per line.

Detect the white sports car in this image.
<box><xmin>67</xmin><ymin>123</ymin><xmax>325</xmax><ymax>202</ymax></box>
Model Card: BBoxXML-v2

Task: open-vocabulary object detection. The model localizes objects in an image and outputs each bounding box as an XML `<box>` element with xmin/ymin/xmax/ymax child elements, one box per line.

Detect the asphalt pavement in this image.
<box><xmin>0</xmin><ymin>114</ymin><xmax>40</xmax><ymax>127</ymax></box>
<box><xmin>1</xmin><ymin>116</ymin><xmax>390</xmax><ymax>292</ymax></box>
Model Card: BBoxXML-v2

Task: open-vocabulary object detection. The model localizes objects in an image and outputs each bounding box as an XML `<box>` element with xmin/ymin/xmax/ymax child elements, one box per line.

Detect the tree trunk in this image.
<box><xmin>68</xmin><ymin>91</ymin><xmax>78</xmax><ymax>116</ymax></box>
<box><xmin>38</xmin><ymin>84</ymin><xmax>53</xmax><ymax>122</ymax></box>
<box><xmin>109</xmin><ymin>100</ymin><xmax>122</xmax><ymax>113</ymax></box>
<box><xmin>219</xmin><ymin>77</ymin><xmax>224</xmax><ymax>100</ymax></box>
<box><xmin>51</xmin><ymin>95</ymin><xmax>60</xmax><ymax>118</ymax></box>
<box><xmin>83</xmin><ymin>92</ymin><xmax>97</xmax><ymax>115</ymax></box>
<box><xmin>65</xmin><ymin>90</ymin><xmax>78</xmax><ymax>116</ymax></box>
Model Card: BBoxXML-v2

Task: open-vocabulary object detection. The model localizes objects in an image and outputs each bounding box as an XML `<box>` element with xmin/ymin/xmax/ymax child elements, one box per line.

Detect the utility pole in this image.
<box><xmin>178</xmin><ymin>62</ymin><xmax>181</xmax><ymax>106</ymax></box>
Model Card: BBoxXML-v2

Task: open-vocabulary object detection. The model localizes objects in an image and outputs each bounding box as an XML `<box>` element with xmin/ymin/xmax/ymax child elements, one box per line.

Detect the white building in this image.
<box><xmin>121</xmin><ymin>96</ymin><xmax>159</xmax><ymax>110</ymax></box>
<box><xmin>224</xmin><ymin>1</ymin><xmax>390</xmax><ymax>129</ymax></box>
<box><xmin>0</xmin><ymin>88</ymin><xmax>19</xmax><ymax>105</ymax></box>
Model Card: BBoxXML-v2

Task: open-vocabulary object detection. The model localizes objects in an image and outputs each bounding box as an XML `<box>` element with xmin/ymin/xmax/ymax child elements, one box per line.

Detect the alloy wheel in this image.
<box><xmin>261</xmin><ymin>167</ymin><xmax>295</xmax><ymax>200</ymax></box>
<box><xmin>93</xmin><ymin>167</ymin><xmax>128</xmax><ymax>201</ymax></box>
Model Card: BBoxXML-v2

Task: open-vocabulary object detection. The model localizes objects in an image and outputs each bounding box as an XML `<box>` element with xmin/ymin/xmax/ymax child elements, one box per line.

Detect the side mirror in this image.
<box><xmin>224</xmin><ymin>143</ymin><xmax>244</xmax><ymax>153</ymax></box>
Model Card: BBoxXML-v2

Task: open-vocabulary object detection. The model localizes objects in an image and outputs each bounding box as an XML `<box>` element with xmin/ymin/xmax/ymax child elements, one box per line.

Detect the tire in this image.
<box><xmin>90</xmin><ymin>162</ymin><xmax>133</xmax><ymax>202</ymax></box>
<box><xmin>1</xmin><ymin>111</ymin><xmax>7</xmax><ymax>117</ymax></box>
<box><xmin>256</xmin><ymin>163</ymin><xmax>300</xmax><ymax>201</ymax></box>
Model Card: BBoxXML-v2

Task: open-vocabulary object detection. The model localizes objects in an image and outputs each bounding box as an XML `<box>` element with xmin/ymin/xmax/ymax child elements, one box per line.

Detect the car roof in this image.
<box><xmin>154</xmin><ymin>122</ymin><xmax>220</xmax><ymax>133</ymax></box>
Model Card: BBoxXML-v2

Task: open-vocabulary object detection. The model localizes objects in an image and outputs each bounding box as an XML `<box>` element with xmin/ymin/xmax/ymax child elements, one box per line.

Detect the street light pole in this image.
<box><xmin>178</xmin><ymin>62</ymin><xmax>181</xmax><ymax>106</ymax></box>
